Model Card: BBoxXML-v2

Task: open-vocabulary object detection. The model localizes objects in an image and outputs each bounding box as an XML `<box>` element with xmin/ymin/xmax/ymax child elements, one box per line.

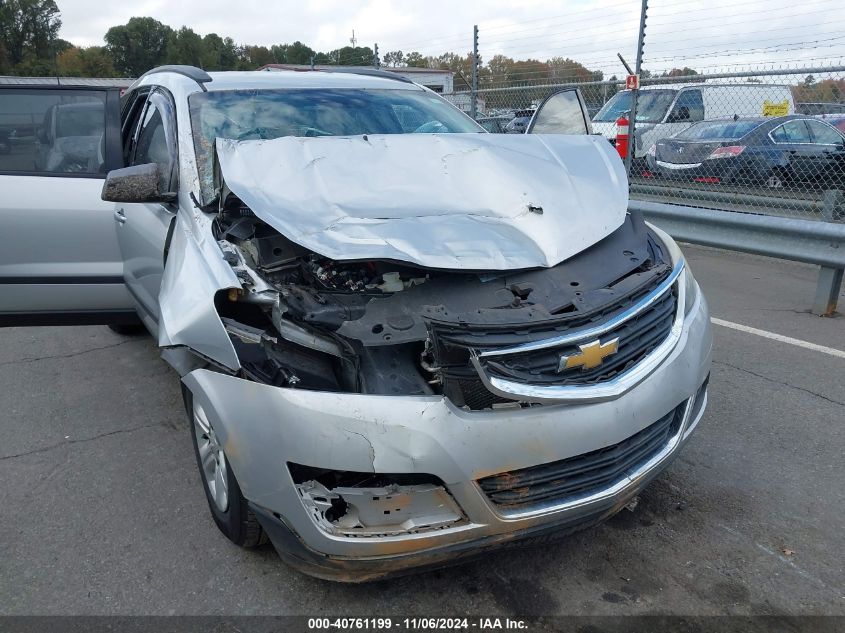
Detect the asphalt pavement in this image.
<box><xmin>0</xmin><ymin>245</ymin><xmax>843</xmax><ymax>616</ymax></box>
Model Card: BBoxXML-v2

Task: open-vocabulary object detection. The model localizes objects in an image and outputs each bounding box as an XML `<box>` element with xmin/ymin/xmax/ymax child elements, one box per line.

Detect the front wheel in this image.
<box><xmin>184</xmin><ymin>387</ymin><xmax>268</xmax><ymax>548</ymax></box>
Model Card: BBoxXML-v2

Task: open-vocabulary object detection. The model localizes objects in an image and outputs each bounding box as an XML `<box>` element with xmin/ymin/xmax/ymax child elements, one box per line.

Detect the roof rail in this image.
<box><xmin>319</xmin><ymin>67</ymin><xmax>413</xmax><ymax>84</ymax></box>
<box><xmin>136</xmin><ymin>65</ymin><xmax>213</xmax><ymax>91</ymax></box>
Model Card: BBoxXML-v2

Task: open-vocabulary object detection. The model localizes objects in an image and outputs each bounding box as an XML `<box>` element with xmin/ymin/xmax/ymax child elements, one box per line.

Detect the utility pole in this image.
<box><xmin>471</xmin><ymin>25</ymin><xmax>479</xmax><ymax>119</ymax></box>
<box><xmin>350</xmin><ymin>30</ymin><xmax>357</xmax><ymax>47</ymax></box>
<box><xmin>625</xmin><ymin>0</ymin><xmax>648</xmax><ymax>176</ymax></box>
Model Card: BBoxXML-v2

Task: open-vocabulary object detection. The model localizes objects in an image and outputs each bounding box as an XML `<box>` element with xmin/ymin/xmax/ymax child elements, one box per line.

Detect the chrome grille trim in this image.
<box><xmin>470</xmin><ymin>258</ymin><xmax>687</xmax><ymax>404</ymax></box>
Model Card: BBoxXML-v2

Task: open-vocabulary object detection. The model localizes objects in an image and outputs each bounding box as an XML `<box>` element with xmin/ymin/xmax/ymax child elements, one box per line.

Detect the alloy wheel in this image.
<box><xmin>193</xmin><ymin>403</ymin><xmax>229</xmax><ymax>512</ymax></box>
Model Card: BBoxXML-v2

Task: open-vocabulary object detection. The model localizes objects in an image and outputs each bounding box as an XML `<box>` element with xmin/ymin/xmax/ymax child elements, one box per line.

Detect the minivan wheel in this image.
<box><xmin>184</xmin><ymin>388</ymin><xmax>267</xmax><ymax>548</ymax></box>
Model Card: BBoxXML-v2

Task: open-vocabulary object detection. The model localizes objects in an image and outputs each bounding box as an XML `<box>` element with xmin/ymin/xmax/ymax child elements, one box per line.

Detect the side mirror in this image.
<box><xmin>101</xmin><ymin>163</ymin><xmax>176</xmax><ymax>203</ymax></box>
<box><xmin>36</xmin><ymin>128</ymin><xmax>48</xmax><ymax>144</ymax></box>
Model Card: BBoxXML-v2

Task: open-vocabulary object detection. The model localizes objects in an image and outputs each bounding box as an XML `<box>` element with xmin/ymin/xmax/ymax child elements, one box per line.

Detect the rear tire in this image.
<box><xmin>183</xmin><ymin>387</ymin><xmax>267</xmax><ymax>548</ymax></box>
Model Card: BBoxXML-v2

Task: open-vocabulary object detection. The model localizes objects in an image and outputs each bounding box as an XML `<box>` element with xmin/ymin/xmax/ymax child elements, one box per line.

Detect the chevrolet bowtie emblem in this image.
<box><xmin>557</xmin><ymin>337</ymin><xmax>620</xmax><ymax>372</ymax></box>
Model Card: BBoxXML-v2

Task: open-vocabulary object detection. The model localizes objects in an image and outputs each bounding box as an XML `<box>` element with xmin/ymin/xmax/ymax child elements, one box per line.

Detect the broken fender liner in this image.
<box><xmin>215</xmin><ymin>133</ymin><xmax>628</xmax><ymax>270</ymax></box>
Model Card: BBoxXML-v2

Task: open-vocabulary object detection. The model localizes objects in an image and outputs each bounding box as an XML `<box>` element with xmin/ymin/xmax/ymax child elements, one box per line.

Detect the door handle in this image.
<box><xmin>114</xmin><ymin>208</ymin><xmax>126</xmax><ymax>224</ymax></box>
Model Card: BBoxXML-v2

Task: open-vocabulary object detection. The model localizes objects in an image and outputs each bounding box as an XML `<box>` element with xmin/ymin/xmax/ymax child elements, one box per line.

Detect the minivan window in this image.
<box><xmin>189</xmin><ymin>88</ymin><xmax>482</xmax><ymax>201</ymax></box>
<box><xmin>593</xmin><ymin>89</ymin><xmax>677</xmax><ymax>123</ymax></box>
<box><xmin>0</xmin><ymin>89</ymin><xmax>106</xmax><ymax>175</ymax></box>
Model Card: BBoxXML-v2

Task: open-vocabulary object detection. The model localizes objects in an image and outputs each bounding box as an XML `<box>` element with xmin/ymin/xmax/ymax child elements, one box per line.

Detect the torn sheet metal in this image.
<box><xmin>215</xmin><ymin>133</ymin><xmax>627</xmax><ymax>270</ymax></box>
<box><xmin>296</xmin><ymin>480</ymin><xmax>462</xmax><ymax>537</ymax></box>
<box><xmin>157</xmin><ymin>211</ymin><xmax>241</xmax><ymax>371</ymax></box>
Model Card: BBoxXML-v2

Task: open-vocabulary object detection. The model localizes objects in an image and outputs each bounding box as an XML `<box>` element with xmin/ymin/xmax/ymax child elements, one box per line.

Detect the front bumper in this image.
<box><xmin>182</xmin><ymin>289</ymin><xmax>712</xmax><ymax>581</ymax></box>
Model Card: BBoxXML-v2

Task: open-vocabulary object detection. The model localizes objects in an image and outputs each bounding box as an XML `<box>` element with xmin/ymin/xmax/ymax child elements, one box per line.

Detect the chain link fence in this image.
<box><xmin>445</xmin><ymin>67</ymin><xmax>845</xmax><ymax>223</ymax></box>
<box><xmin>382</xmin><ymin>0</ymin><xmax>845</xmax><ymax>224</ymax></box>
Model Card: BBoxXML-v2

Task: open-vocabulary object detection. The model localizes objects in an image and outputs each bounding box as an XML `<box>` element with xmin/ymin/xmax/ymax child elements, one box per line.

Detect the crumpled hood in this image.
<box><xmin>215</xmin><ymin>133</ymin><xmax>627</xmax><ymax>270</ymax></box>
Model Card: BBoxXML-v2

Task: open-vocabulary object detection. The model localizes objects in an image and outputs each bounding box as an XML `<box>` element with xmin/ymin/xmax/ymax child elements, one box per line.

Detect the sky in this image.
<box><xmin>55</xmin><ymin>0</ymin><xmax>845</xmax><ymax>77</ymax></box>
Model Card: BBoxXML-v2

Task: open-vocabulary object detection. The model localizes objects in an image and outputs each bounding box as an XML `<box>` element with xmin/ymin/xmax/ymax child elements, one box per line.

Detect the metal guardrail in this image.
<box><xmin>632</xmin><ymin>200</ymin><xmax>845</xmax><ymax>315</ymax></box>
<box><xmin>630</xmin><ymin>183</ymin><xmax>827</xmax><ymax>217</ymax></box>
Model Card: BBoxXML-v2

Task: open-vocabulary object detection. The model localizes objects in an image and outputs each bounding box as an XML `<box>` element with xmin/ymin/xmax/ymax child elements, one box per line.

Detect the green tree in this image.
<box><xmin>0</xmin><ymin>0</ymin><xmax>61</xmax><ymax>73</ymax></box>
<box><xmin>284</xmin><ymin>41</ymin><xmax>315</xmax><ymax>65</ymax></box>
<box><xmin>548</xmin><ymin>57</ymin><xmax>601</xmax><ymax>83</ymax></box>
<box><xmin>404</xmin><ymin>51</ymin><xmax>428</xmax><ymax>68</ymax></box>
<box><xmin>327</xmin><ymin>45</ymin><xmax>372</xmax><ymax>66</ymax></box>
<box><xmin>57</xmin><ymin>45</ymin><xmax>116</xmax><ymax>76</ymax></box>
<box><xmin>167</xmin><ymin>26</ymin><xmax>203</xmax><ymax>67</ymax></box>
<box><xmin>105</xmin><ymin>17</ymin><xmax>172</xmax><ymax>76</ymax></box>
<box><xmin>383</xmin><ymin>50</ymin><xmax>403</xmax><ymax>67</ymax></box>
<box><xmin>237</xmin><ymin>44</ymin><xmax>273</xmax><ymax>69</ymax></box>
<box><xmin>201</xmin><ymin>33</ymin><xmax>238</xmax><ymax>70</ymax></box>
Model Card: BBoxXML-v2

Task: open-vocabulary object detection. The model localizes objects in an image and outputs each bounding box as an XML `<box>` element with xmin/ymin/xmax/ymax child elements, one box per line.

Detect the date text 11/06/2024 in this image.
<box><xmin>307</xmin><ymin>618</ymin><xmax>529</xmax><ymax>630</ymax></box>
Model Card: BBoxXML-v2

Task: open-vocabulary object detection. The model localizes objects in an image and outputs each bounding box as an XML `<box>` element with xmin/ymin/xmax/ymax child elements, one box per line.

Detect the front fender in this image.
<box><xmin>157</xmin><ymin>210</ymin><xmax>241</xmax><ymax>371</ymax></box>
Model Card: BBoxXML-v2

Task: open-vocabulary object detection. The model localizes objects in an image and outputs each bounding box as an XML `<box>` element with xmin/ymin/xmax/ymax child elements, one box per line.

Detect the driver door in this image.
<box><xmin>115</xmin><ymin>88</ymin><xmax>179</xmax><ymax>335</ymax></box>
<box><xmin>527</xmin><ymin>88</ymin><xmax>592</xmax><ymax>135</ymax></box>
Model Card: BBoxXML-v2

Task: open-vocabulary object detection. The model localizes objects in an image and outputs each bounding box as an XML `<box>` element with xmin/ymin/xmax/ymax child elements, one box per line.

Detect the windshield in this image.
<box><xmin>676</xmin><ymin>119</ymin><xmax>763</xmax><ymax>141</ymax></box>
<box><xmin>189</xmin><ymin>88</ymin><xmax>482</xmax><ymax>200</ymax></box>
<box><xmin>593</xmin><ymin>89</ymin><xmax>677</xmax><ymax>123</ymax></box>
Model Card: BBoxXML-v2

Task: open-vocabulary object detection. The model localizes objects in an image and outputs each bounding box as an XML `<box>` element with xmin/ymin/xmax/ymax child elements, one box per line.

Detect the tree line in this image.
<box><xmin>1</xmin><ymin>0</ymin><xmax>710</xmax><ymax>94</ymax></box>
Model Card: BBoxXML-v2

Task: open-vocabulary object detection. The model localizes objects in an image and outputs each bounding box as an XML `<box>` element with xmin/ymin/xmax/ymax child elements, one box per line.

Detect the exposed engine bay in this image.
<box><xmin>210</xmin><ymin>189</ymin><xmax>671</xmax><ymax>411</ymax></box>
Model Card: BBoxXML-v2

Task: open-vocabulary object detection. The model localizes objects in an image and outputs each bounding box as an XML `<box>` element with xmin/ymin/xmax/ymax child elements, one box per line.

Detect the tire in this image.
<box><xmin>107</xmin><ymin>323</ymin><xmax>147</xmax><ymax>336</ymax></box>
<box><xmin>183</xmin><ymin>387</ymin><xmax>268</xmax><ymax>548</ymax></box>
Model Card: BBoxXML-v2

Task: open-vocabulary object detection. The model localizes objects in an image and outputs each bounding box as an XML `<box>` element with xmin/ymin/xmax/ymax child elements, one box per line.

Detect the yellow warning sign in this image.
<box><xmin>762</xmin><ymin>100</ymin><xmax>790</xmax><ymax>116</ymax></box>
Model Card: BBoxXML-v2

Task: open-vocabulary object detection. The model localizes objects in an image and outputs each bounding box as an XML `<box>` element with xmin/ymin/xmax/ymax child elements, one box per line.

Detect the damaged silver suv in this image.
<box><xmin>1</xmin><ymin>67</ymin><xmax>711</xmax><ymax>581</ymax></box>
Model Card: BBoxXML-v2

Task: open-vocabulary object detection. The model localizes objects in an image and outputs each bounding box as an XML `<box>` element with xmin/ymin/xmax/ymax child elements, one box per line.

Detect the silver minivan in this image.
<box><xmin>1</xmin><ymin>72</ymin><xmax>712</xmax><ymax>581</ymax></box>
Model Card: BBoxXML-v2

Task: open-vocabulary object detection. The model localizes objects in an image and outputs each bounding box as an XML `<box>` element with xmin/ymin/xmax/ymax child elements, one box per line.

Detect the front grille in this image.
<box><xmin>430</xmin><ymin>266</ymin><xmax>678</xmax><ymax>409</ymax></box>
<box><xmin>453</xmin><ymin>377</ymin><xmax>512</xmax><ymax>410</ymax></box>
<box><xmin>483</xmin><ymin>287</ymin><xmax>676</xmax><ymax>387</ymax></box>
<box><xmin>478</xmin><ymin>403</ymin><xmax>686</xmax><ymax>509</ymax></box>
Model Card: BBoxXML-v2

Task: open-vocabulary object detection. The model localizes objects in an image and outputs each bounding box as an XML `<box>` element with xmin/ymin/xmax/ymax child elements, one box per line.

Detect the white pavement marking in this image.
<box><xmin>711</xmin><ymin>317</ymin><xmax>845</xmax><ymax>360</ymax></box>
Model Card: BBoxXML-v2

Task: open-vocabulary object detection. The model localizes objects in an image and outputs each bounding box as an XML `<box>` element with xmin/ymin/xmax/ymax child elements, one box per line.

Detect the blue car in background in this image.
<box><xmin>646</xmin><ymin>115</ymin><xmax>845</xmax><ymax>189</ymax></box>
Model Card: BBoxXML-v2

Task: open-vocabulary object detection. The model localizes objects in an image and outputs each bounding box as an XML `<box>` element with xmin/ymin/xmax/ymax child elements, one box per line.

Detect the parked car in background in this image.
<box><xmin>504</xmin><ymin>108</ymin><xmax>535</xmax><ymax>133</ymax></box>
<box><xmin>476</xmin><ymin>115</ymin><xmax>510</xmax><ymax>133</ymax></box>
<box><xmin>646</xmin><ymin>115</ymin><xmax>845</xmax><ymax>189</ymax></box>
<box><xmin>2</xmin><ymin>71</ymin><xmax>711</xmax><ymax>581</ymax></box>
<box><xmin>592</xmin><ymin>84</ymin><xmax>796</xmax><ymax>159</ymax></box>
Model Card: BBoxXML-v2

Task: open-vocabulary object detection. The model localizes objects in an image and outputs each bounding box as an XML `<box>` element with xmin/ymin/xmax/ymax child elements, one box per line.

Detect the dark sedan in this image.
<box><xmin>646</xmin><ymin>115</ymin><xmax>845</xmax><ymax>189</ymax></box>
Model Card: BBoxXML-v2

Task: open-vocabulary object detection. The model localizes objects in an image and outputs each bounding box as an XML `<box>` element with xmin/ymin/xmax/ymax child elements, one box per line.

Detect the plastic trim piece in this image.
<box><xmin>485</xmin><ymin>396</ymin><xmax>694</xmax><ymax>520</ymax></box>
